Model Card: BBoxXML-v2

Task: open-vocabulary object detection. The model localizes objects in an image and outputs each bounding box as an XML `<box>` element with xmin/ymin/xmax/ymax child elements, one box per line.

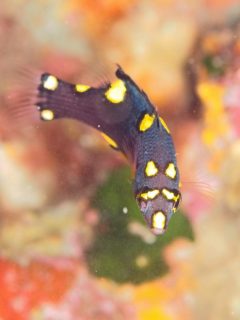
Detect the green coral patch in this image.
<box><xmin>87</xmin><ymin>166</ymin><xmax>194</xmax><ymax>284</ymax></box>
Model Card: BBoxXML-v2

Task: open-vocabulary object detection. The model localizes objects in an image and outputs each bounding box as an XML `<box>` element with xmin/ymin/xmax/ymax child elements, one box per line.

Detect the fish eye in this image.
<box><xmin>137</xmin><ymin>198</ymin><xmax>148</xmax><ymax>212</ymax></box>
<box><xmin>136</xmin><ymin>195</ymin><xmax>151</xmax><ymax>213</ymax></box>
<box><xmin>173</xmin><ymin>191</ymin><xmax>181</xmax><ymax>211</ymax></box>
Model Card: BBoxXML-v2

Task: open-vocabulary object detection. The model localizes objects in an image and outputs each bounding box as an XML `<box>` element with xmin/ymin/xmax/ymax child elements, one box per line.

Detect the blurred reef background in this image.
<box><xmin>1</xmin><ymin>0</ymin><xmax>240</xmax><ymax>319</ymax></box>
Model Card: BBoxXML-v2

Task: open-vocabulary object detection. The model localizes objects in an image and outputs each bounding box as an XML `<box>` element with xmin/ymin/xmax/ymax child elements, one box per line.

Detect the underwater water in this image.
<box><xmin>0</xmin><ymin>1</ymin><xmax>240</xmax><ymax>319</ymax></box>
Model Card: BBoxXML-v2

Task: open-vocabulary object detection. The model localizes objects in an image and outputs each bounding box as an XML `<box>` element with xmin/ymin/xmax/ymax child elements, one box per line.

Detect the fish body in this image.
<box><xmin>36</xmin><ymin>66</ymin><xmax>181</xmax><ymax>234</ymax></box>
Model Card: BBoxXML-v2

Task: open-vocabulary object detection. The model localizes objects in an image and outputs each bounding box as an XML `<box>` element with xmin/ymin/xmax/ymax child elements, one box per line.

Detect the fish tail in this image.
<box><xmin>5</xmin><ymin>66</ymin><xmax>42</xmax><ymax>126</ymax></box>
<box><xmin>35</xmin><ymin>73</ymin><xmax>109</xmax><ymax>129</ymax></box>
<box><xmin>36</xmin><ymin>73</ymin><xmax>75</xmax><ymax>121</ymax></box>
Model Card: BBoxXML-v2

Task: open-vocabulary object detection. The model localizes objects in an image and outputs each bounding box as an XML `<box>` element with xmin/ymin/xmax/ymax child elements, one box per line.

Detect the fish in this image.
<box><xmin>35</xmin><ymin>66</ymin><xmax>181</xmax><ymax>235</ymax></box>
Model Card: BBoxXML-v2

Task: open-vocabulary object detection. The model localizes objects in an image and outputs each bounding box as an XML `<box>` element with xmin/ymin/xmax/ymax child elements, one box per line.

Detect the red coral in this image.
<box><xmin>0</xmin><ymin>258</ymin><xmax>77</xmax><ymax>320</ymax></box>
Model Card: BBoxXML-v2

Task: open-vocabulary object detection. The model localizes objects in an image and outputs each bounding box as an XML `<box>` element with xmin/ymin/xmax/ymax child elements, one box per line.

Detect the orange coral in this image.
<box><xmin>64</xmin><ymin>0</ymin><xmax>136</xmax><ymax>37</ymax></box>
<box><xmin>197</xmin><ymin>82</ymin><xmax>229</xmax><ymax>146</ymax></box>
<box><xmin>110</xmin><ymin>239</ymin><xmax>195</xmax><ymax>320</ymax></box>
<box><xmin>0</xmin><ymin>258</ymin><xmax>77</xmax><ymax>320</ymax></box>
<box><xmin>197</xmin><ymin>81</ymin><xmax>232</xmax><ymax>172</ymax></box>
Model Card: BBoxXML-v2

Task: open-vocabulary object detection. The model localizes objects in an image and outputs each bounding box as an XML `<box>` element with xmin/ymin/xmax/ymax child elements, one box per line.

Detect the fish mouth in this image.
<box><xmin>138</xmin><ymin>199</ymin><xmax>173</xmax><ymax>235</ymax></box>
<box><xmin>141</xmin><ymin>202</ymin><xmax>167</xmax><ymax>235</ymax></box>
<box><xmin>151</xmin><ymin>227</ymin><xmax>166</xmax><ymax>235</ymax></box>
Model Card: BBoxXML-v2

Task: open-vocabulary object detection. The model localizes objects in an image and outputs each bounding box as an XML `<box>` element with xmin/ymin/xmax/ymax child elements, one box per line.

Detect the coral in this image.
<box><xmin>1</xmin><ymin>1</ymin><xmax>240</xmax><ymax>319</ymax></box>
<box><xmin>189</xmin><ymin>142</ymin><xmax>240</xmax><ymax>320</ymax></box>
<box><xmin>0</xmin><ymin>258</ymin><xmax>77</xmax><ymax>320</ymax></box>
<box><xmin>87</xmin><ymin>167</ymin><xmax>194</xmax><ymax>284</ymax></box>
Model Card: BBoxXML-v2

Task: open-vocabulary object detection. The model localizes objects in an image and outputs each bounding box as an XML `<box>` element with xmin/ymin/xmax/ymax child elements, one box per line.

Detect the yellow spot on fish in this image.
<box><xmin>139</xmin><ymin>114</ymin><xmax>155</xmax><ymax>132</ymax></box>
<box><xmin>162</xmin><ymin>188</ymin><xmax>180</xmax><ymax>202</ymax></box>
<box><xmin>75</xmin><ymin>84</ymin><xmax>90</xmax><ymax>93</ymax></box>
<box><xmin>43</xmin><ymin>75</ymin><xmax>58</xmax><ymax>91</ymax></box>
<box><xmin>101</xmin><ymin>133</ymin><xmax>118</xmax><ymax>149</ymax></box>
<box><xmin>152</xmin><ymin>211</ymin><xmax>166</xmax><ymax>230</ymax></box>
<box><xmin>165</xmin><ymin>163</ymin><xmax>176</xmax><ymax>179</ymax></box>
<box><xmin>145</xmin><ymin>161</ymin><xmax>158</xmax><ymax>177</ymax></box>
<box><xmin>159</xmin><ymin>117</ymin><xmax>170</xmax><ymax>134</ymax></box>
<box><xmin>105</xmin><ymin>79</ymin><xmax>126</xmax><ymax>103</ymax></box>
<box><xmin>140</xmin><ymin>189</ymin><xmax>160</xmax><ymax>200</ymax></box>
<box><xmin>162</xmin><ymin>188</ymin><xmax>175</xmax><ymax>200</ymax></box>
<box><xmin>41</xmin><ymin>109</ymin><xmax>54</xmax><ymax>121</ymax></box>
